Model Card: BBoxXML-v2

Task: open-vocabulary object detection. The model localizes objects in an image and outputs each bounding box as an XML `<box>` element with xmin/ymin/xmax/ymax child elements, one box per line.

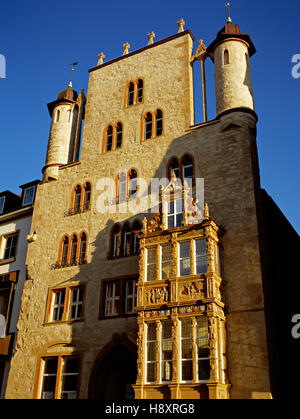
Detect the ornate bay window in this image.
<box><xmin>133</xmin><ymin>178</ymin><xmax>230</xmax><ymax>399</ymax></box>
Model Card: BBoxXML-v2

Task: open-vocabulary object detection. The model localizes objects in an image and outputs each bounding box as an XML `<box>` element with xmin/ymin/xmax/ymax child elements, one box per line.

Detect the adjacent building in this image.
<box><xmin>0</xmin><ymin>180</ymin><xmax>39</xmax><ymax>397</ymax></box>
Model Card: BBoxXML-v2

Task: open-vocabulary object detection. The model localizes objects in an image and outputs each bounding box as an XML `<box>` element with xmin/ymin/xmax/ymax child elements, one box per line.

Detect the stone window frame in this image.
<box><xmin>167</xmin><ymin>153</ymin><xmax>195</xmax><ymax>186</ymax></box>
<box><xmin>53</xmin><ymin>231</ymin><xmax>88</xmax><ymax>269</ymax></box>
<box><xmin>99</xmin><ymin>275</ymin><xmax>138</xmax><ymax>319</ymax></box>
<box><xmin>125</xmin><ymin>78</ymin><xmax>144</xmax><ymax>107</ymax></box>
<box><xmin>102</xmin><ymin>121</ymin><xmax>124</xmax><ymax>153</ymax></box>
<box><xmin>45</xmin><ymin>283</ymin><xmax>85</xmax><ymax>324</ymax></box>
<box><xmin>65</xmin><ymin>181</ymin><xmax>92</xmax><ymax>217</ymax></box>
<box><xmin>115</xmin><ymin>168</ymin><xmax>138</xmax><ymax>205</ymax></box>
<box><xmin>36</xmin><ymin>355</ymin><xmax>81</xmax><ymax>399</ymax></box>
<box><xmin>141</xmin><ymin>108</ymin><xmax>164</xmax><ymax>141</ymax></box>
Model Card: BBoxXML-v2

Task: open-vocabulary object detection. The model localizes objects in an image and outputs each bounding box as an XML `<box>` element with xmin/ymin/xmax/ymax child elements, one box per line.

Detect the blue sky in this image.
<box><xmin>0</xmin><ymin>0</ymin><xmax>299</xmax><ymax>234</ymax></box>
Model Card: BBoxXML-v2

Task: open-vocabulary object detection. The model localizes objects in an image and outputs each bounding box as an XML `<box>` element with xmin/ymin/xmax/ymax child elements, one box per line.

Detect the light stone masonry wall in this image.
<box><xmin>5</xmin><ymin>29</ymin><xmax>271</xmax><ymax>399</ymax></box>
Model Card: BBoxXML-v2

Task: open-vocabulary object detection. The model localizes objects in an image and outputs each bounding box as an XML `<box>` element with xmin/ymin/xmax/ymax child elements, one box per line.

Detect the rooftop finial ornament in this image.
<box><xmin>177</xmin><ymin>18</ymin><xmax>185</xmax><ymax>33</ymax></box>
<box><xmin>97</xmin><ymin>52</ymin><xmax>105</xmax><ymax>66</ymax></box>
<box><xmin>69</xmin><ymin>62</ymin><xmax>78</xmax><ymax>87</ymax></box>
<box><xmin>148</xmin><ymin>32</ymin><xmax>155</xmax><ymax>45</ymax></box>
<box><xmin>226</xmin><ymin>2</ymin><xmax>232</xmax><ymax>23</ymax></box>
<box><xmin>123</xmin><ymin>42</ymin><xmax>130</xmax><ymax>55</ymax></box>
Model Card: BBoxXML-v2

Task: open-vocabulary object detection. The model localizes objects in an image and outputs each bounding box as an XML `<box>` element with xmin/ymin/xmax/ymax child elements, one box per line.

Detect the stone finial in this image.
<box><xmin>204</xmin><ymin>202</ymin><xmax>210</xmax><ymax>219</ymax></box>
<box><xmin>147</xmin><ymin>32</ymin><xmax>155</xmax><ymax>45</ymax></box>
<box><xmin>97</xmin><ymin>52</ymin><xmax>105</xmax><ymax>66</ymax></box>
<box><xmin>123</xmin><ymin>42</ymin><xmax>130</xmax><ymax>55</ymax></box>
<box><xmin>177</xmin><ymin>18</ymin><xmax>185</xmax><ymax>33</ymax></box>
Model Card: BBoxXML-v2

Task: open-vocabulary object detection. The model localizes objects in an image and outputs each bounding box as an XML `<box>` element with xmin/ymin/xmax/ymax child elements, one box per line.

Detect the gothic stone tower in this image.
<box><xmin>5</xmin><ymin>17</ymin><xmax>274</xmax><ymax>399</ymax></box>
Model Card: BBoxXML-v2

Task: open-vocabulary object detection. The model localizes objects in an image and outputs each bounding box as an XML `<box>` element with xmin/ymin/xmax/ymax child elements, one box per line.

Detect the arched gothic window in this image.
<box><xmin>70</xmin><ymin>234</ymin><xmax>78</xmax><ymax>265</ymax></box>
<box><xmin>128</xmin><ymin>168</ymin><xmax>138</xmax><ymax>199</ymax></box>
<box><xmin>60</xmin><ymin>236</ymin><xmax>69</xmax><ymax>267</ymax></box>
<box><xmin>79</xmin><ymin>232</ymin><xmax>87</xmax><ymax>263</ymax></box>
<box><xmin>136</xmin><ymin>79</ymin><xmax>143</xmax><ymax>103</ymax></box>
<box><xmin>155</xmin><ymin>109</ymin><xmax>163</xmax><ymax>137</ymax></box>
<box><xmin>224</xmin><ymin>49</ymin><xmax>229</xmax><ymax>65</ymax></box>
<box><xmin>115</xmin><ymin>122</ymin><xmax>123</xmax><ymax>149</ymax></box>
<box><xmin>127</xmin><ymin>82</ymin><xmax>135</xmax><ymax>106</ymax></box>
<box><xmin>144</xmin><ymin>112</ymin><xmax>153</xmax><ymax>140</ymax></box>
<box><xmin>105</xmin><ymin>125</ymin><xmax>113</xmax><ymax>152</ymax></box>
<box><xmin>83</xmin><ymin>182</ymin><xmax>91</xmax><ymax>211</ymax></box>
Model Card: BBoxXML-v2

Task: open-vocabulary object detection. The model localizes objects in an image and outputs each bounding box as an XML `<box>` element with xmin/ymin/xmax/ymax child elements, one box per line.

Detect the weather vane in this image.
<box><xmin>226</xmin><ymin>2</ymin><xmax>232</xmax><ymax>23</ymax></box>
<box><xmin>69</xmin><ymin>62</ymin><xmax>78</xmax><ymax>86</ymax></box>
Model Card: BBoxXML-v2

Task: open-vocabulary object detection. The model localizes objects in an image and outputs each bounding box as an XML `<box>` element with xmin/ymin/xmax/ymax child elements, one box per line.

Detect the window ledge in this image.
<box><xmin>44</xmin><ymin>318</ymin><xmax>84</xmax><ymax>326</ymax></box>
<box><xmin>98</xmin><ymin>313</ymin><xmax>137</xmax><ymax>321</ymax></box>
<box><xmin>0</xmin><ymin>257</ymin><xmax>15</xmax><ymax>266</ymax></box>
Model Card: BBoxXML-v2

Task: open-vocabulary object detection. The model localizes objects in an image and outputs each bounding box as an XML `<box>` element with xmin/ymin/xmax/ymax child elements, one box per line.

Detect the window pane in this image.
<box><xmin>181</xmin><ymin>319</ymin><xmax>192</xmax><ymax>338</ymax></box>
<box><xmin>162</xmin><ymin>361</ymin><xmax>172</xmax><ymax>382</ymax></box>
<box><xmin>198</xmin><ymin>359</ymin><xmax>210</xmax><ymax>380</ymax></box>
<box><xmin>147</xmin><ymin>323</ymin><xmax>156</xmax><ymax>340</ymax></box>
<box><xmin>147</xmin><ymin>341</ymin><xmax>156</xmax><ymax>361</ymax></box>
<box><xmin>147</xmin><ymin>264</ymin><xmax>156</xmax><ymax>282</ymax></box>
<box><xmin>147</xmin><ymin>363</ymin><xmax>156</xmax><ymax>382</ymax></box>
<box><xmin>182</xmin><ymin>360</ymin><xmax>193</xmax><ymax>381</ymax></box>
<box><xmin>167</xmin><ymin>215</ymin><xmax>174</xmax><ymax>229</ymax></box>
<box><xmin>45</xmin><ymin>358</ymin><xmax>58</xmax><ymax>374</ymax></box>
<box><xmin>181</xmin><ymin>339</ymin><xmax>192</xmax><ymax>359</ymax></box>
<box><xmin>176</xmin><ymin>213</ymin><xmax>183</xmax><ymax>227</ymax></box>
<box><xmin>162</xmin><ymin>340</ymin><xmax>172</xmax><ymax>360</ymax></box>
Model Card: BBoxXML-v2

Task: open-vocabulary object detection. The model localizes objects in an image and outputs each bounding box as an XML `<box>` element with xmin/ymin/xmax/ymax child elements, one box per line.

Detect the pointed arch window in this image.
<box><xmin>112</xmin><ymin>224</ymin><xmax>121</xmax><ymax>258</ymax></box>
<box><xmin>122</xmin><ymin>223</ymin><xmax>132</xmax><ymax>257</ymax></box>
<box><xmin>128</xmin><ymin>168</ymin><xmax>138</xmax><ymax>199</ymax></box>
<box><xmin>115</xmin><ymin>122</ymin><xmax>123</xmax><ymax>149</ymax></box>
<box><xmin>132</xmin><ymin>220</ymin><xmax>142</xmax><ymax>255</ymax></box>
<box><xmin>105</xmin><ymin>125</ymin><xmax>113</xmax><ymax>152</ymax></box>
<box><xmin>127</xmin><ymin>82</ymin><xmax>135</xmax><ymax>106</ymax></box>
<box><xmin>181</xmin><ymin>154</ymin><xmax>193</xmax><ymax>183</ymax></box>
<box><xmin>168</xmin><ymin>158</ymin><xmax>180</xmax><ymax>179</ymax></box>
<box><xmin>144</xmin><ymin>112</ymin><xmax>153</xmax><ymax>140</ymax></box>
<box><xmin>56</xmin><ymin>110</ymin><xmax>60</xmax><ymax>122</ymax></box>
<box><xmin>66</xmin><ymin>110</ymin><xmax>71</xmax><ymax>122</ymax></box>
<box><xmin>60</xmin><ymin>236</ymin><xmax>69</xmax><ymax>267</ymax></box>
<box><xmin>73</xmin><ymin>185</ymin><xmax>82</xmax><ymax>214</ymax></box>
<box><xmin>117</xmin><ymin>172</ymin><xmax>127</xmax><ymax>204</ymax></box>
<box><xmin>136</xmin><ymin>79</ymin><xmax>143</xmax><ymax>103</ymax></box>
<box><xmin>70</xmin><ymin>234</ymin><xmax>78</xmax><ymax>265</ymax></box>
<box><xmin>83</xmin><ymin>182</ymin><xmax>91</xmax><ymax>211</ymax></box>
<box><xmin>155</xmin><ymin>109</ymin><xmax>163</xmax><ymax>137</ymax></box>
<box><xmin>79</xmin><ymin>232</ymin><xmax>87</xmax><ymax>264</ymax></box>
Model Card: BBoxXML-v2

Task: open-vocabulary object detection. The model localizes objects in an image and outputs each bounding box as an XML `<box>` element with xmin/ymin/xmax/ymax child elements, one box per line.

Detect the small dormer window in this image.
<box><xmin>0</xmin><ymin>196</ymin><xmax>5</xmax><ymax>214</ymax></box>
<box><xmin>22</xmin><ymin>186</ymin><xmax>36</xmax><ymax>206</ymax></box>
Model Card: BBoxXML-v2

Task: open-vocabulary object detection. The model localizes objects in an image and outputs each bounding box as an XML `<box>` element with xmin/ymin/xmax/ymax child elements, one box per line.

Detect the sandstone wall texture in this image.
<box><xmin>5</xmin><ymin>29</ymin><xmax>271</xmax><ymax>399</ymax></box>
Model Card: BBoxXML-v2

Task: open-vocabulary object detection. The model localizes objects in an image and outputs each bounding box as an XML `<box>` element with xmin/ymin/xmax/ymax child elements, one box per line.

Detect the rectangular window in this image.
<box><xmin>167</xmin><ymin>199</ymin><xmax>183</xmax><ymax>228</ymax></box>
<box><xmin>40</xmin><ymin>356</ymin><xmax>79</xmax><ymax>399</ymax></box>
<box><xmin>60</xmin><ymin>357</ymin><xmax>80</xmax><ymax>399</ymax></box>
<box><xmin>180</xmin><ymin>318</ymin><xmax>193</xmax><ymax>381</ymax></box>
<box><xmin>3</xmin><ymin>233</ymin><xmax>18</xmax><ymax>260</ymax></box>
<box><xmin>146</xmin><ymin>323</ymin><xmax>156</xmax><ymax>383</ymax></box>
<box><xmin>22</xmin><ymin>185</ymin><xmax>36</xmax><ymax>206</ymax></box>
<box><xmin>0</xmin><ymin>196</ymin><xmax>5</xmax><ymax>214</ymax></box>
<box><xmin>195</xmin><ymin>239</ymin><xmax>207</xmax><ymax>274</ymax></box>
<box><xmin>69</xmin><ymin>287</ymin><xmax>83</xmax><ymax>320</ymax></box>
<box><xmin>161</xmin><ymin>244</ymin><xmax>172</xmax><ymax>280</ymax></box>
<box><xmin>196</xmin><ymin>317</ymin><xmax>210</xmax><ymax>381</ymax></box>
<box><xmin>161</xmin><ymin>320</ymin><xmax>172</xmax><ymax>382</ymax></box>
<box><xmin>51</xmin><ymin>290</ymin><xmax>66</xmax><ymax>322</ymax></box>
<box><xmin>41</xmin><ymin>357</ymin><xmax>58</xmax><ymax>399</ymax></box>
<box><xmin>146</xmin><ymin>247</ymin><xmax>156</xmax><ymax>282</ymax></box>
<box><xmin>0</xmin><ymin>287</ymin><xmax>11</xmax><ymax>338</ymax></box>
<box><xmin>179</xmin><ymin>242</ymin><xmax>190</xmax><ymax>277</ymax></box>
<box><xmin>104</xmin><ymin>281</ymin><xmax>120</xmax><ymax>316</ymax></box>
<box><xmin>125</xmin><ymin>279</ymin><xmax>137</xmax><ymax>314</ymax></box>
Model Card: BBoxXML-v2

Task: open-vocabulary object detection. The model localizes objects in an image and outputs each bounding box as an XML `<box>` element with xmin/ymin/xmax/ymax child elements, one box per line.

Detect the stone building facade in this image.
<box><xmin>4</xmin><ymin>18</ymin><xmax>299</xmax><ymax>399</ymax></box>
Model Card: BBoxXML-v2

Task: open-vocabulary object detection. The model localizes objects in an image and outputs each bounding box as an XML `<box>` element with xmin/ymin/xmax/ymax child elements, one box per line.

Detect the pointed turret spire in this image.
<box><xmin>226</xmin><ymin>2</ymin><xmax>232</xmax><ymax>23</ymax></box>
<box><xmin>69</xmin><ymin>62</ymin><xmax>78</xmax><ymax>87</ymax></box>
